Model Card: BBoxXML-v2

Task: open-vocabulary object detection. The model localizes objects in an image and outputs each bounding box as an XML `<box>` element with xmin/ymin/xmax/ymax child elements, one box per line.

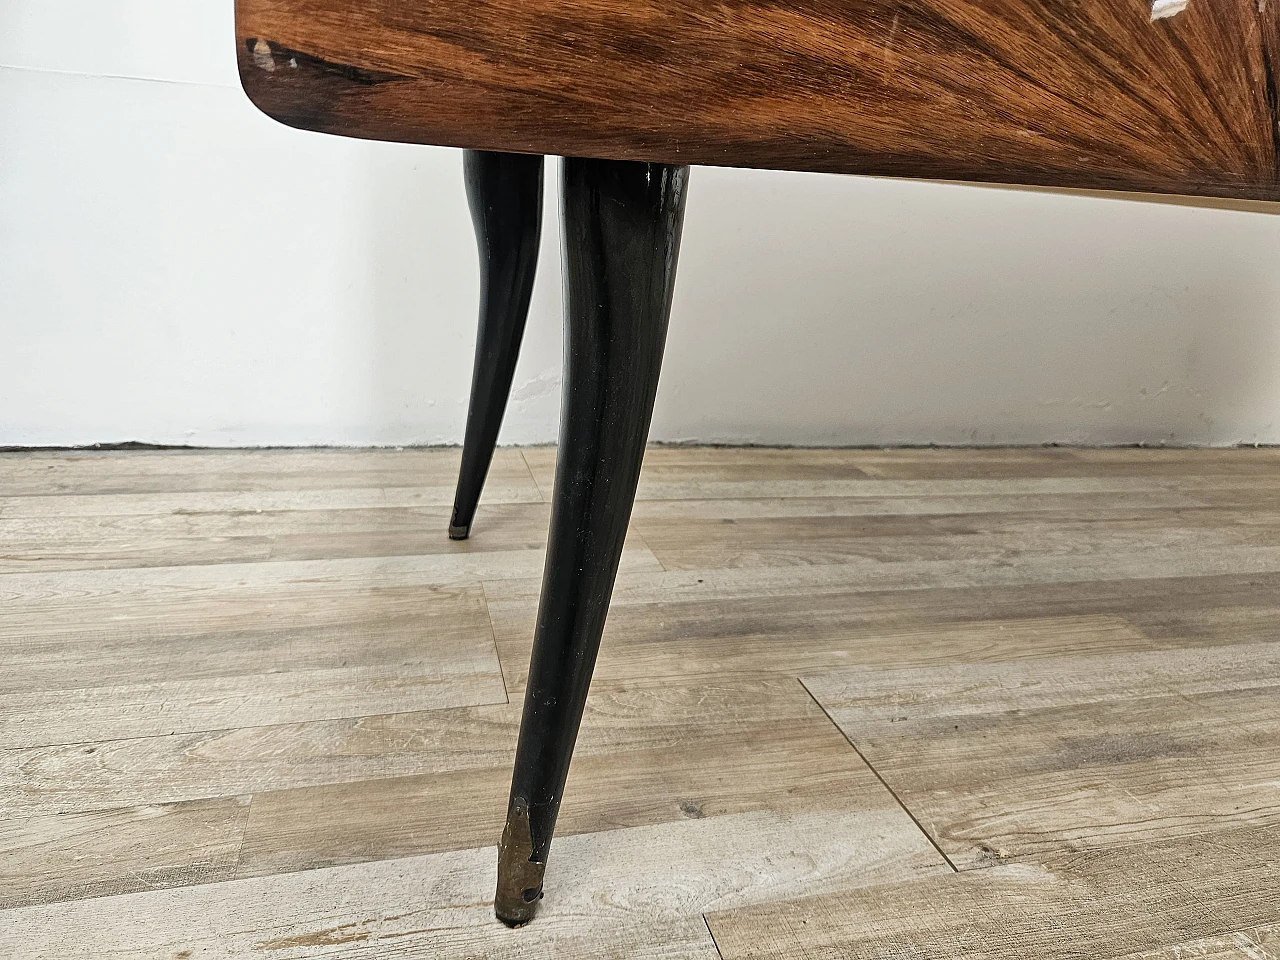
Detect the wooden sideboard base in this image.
<box><xmin>236</xmin><ymin>0</ymin><xmax>1280</xmax><ymax>201</ymax></box>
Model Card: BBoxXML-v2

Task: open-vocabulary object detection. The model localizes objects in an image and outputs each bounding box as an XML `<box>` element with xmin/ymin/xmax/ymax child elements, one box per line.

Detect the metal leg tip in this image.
<box><xmin>494</xmin><ymin>885</ymin><xmax>543</xmax><ymax>927</ymax></box>
<box><xmin>448</xmin><ymin>522</ymin><xmax>471</xmax><ymax>540</ymax></box>
<box><xmin>495</xmin><ymin>799</ymin><xmax>547</xmax><ymax>927</ymax></box>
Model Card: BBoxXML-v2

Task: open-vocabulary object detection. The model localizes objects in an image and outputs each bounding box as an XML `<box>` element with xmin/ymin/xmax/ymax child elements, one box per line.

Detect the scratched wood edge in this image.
<box><xmin>232</xmin><ymin>0</ymin><xmax>1280</xmax><ymax>202</ymax></box>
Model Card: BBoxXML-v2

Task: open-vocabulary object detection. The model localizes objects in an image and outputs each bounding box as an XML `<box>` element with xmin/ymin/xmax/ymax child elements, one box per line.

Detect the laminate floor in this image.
<box><xmin>2</xmin><ymin>446</ymin><xmax>1278</xmax><ymax>958</ymax></box>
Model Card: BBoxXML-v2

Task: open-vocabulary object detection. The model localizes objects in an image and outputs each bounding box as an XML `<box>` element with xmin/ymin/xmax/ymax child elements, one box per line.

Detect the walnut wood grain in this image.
<box><xmin>234</xmin><ymin>0</ymin><xmax>1280</xmax><ymax>200</ymax></box>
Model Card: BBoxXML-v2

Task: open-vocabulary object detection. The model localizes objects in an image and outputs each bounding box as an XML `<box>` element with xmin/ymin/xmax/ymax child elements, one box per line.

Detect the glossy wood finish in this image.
<box><xmin>450</xmin><ymin>151</ymin><xmax>544</xmax><ymax>541</ymax></box>
<box><xmin>496</xmin><ymin>158</ymin><xmax>689</xmax><ymax>925</ymax></box>
<box><xmin>234</xmin><ymin>0</ymin><xmax>1280</xmax><ymax>200</ymax></box>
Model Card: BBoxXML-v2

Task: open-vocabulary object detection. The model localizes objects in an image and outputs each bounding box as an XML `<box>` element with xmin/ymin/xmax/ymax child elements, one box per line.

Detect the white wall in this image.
<box><xmin>4</xmin><ymin>2</ymin><xmax>1280</xmax><ymax>448</ymax></box>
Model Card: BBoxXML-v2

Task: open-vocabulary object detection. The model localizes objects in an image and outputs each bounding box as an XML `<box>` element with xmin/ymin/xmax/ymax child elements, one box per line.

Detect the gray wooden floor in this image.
<box><xmin>2</xmin><ymin>446</ymin><xmax>1279</xmax><ymax>958</ymax></box>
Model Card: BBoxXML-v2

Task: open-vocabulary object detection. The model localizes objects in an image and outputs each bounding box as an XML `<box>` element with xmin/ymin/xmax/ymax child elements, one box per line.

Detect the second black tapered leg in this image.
<box><xmin>495</xmin><ymin>157</ymin><xmax>690</xmax><ymax>926</ymax></box>
<box><xmin>449</xmin><ymin>150</ymin><xmax>545</xmax><ymax>540</ymax></box>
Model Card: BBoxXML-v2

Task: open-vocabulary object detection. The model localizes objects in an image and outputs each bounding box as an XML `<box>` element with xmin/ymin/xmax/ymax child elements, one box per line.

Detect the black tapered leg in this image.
<box><xmin>449</xmin><ymin>150</ymin><xmax>545</xmax><ymax>540</ymax></box>
<box><xmin>494</xmin><ymin>157</ymin><xmax>690</xmax><ymax>926</ymax></box>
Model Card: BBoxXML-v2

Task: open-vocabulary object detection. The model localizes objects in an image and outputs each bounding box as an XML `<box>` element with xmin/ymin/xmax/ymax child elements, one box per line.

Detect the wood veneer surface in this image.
<box><xmin>235</xmin><ymin>0</ymin><xmax>1280</xmax><ymax>199</ymax></box>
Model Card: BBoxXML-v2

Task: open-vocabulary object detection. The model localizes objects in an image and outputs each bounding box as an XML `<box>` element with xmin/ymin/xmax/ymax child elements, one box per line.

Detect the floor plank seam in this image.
<box><xmin>518</xmin><ymin>449</ymin><xmax>547</xmax><ymax>503</ymax></box>
<box><xmin>1</xmin><ymin>693</ymin><xmax>514</xmax><ymax>758</ymax></box>
<box><xmin>629</xmin><ymin>528</ymin><xmax>667</xmax><ymax>572</ymax></box>
<box><xmin>479</xmin><ymin>580</ymin><xmax>512</xmax><ymax>705</ymax></box>
<box><xmin>703</xmin><ymin>913</ymin><xmax>728</xmax><ymax>960</ymax></box>
<box><xmin>797</xmin><ymin>677</ymin><xmax>958</xmax><ymax>873</ymax></box>
<box><xmin>230</xmin><ymin>795</ymin><xmax>254</xmax><ymax>882</ymax></box>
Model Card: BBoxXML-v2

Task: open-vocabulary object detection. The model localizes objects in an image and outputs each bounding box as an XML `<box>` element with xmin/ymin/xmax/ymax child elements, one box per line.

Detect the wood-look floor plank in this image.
<box><xmin>0</xmin><ymin>535</ymin><xmax>658</xmax><ymax>613</ymax></box>
<box><xmin>0</xmin><ymin>532</ymin><xmax>276</xmax><ymax>573</ymax></box>
<box><xmin>233</xmin><ymin>676</ymin><xmax>898</xmax><ymax>879</ymax></box>
<box><xmin>864</xmin><ymin>447</ymin><xmax>1280</xmax><ymax>465</ymax></box>
<box><xmin>1126</xmin><ymin>603</ymin><xmax>1280</xmax><ymax>648</ymax></box>
<box><xmin>1</xmin><ymin>503</ymin><xmax>541</xmax><ymax>549</ymax></box>
<box><xmin>2</xmin><ymin>676</ymin><xmax>880</xmax><ymax>820</ymax></box>
<box><xmin>525</xmin><ymin>446</ymin><xmax>1280</xmax><ymax>502</ymax></box>
<box><xmin>2</xmin><ymin>664</ymin><xmax>507</xmax><ymax>752</ymax></box>
<box><xmin>489</xmin><ymin>539</ymin><xmax>1280</xmax><ymax>617</ymax></box>
<box><xmin>628</xmin><ymin>489</ymin><xmax>1256</xmax><ymax>522</ymax></box>
<box><xmin>0</xmin><ymin>797</ymin><xmax>250</xmax><ymax>909</ymax></box>
<box><xmin>3</xmin><ymin>704</ymin><xmax>513</xmax><ymax>821</ymax></box>
<box><xmin>0</xmin><ymin>577</ymin><xmax>487</xmax><ymax>642</ymax></box>
<box><xmin>265</xmin><ymin>504</ymin><xmax>655</xmax><ymax>563</ymax></box>
<box><xmin>805</xmin><ymin>641</ymin><xmax>1280</xmax><ymax>724</ymax></box>
<box><xmin>9</xmin><ymin>675</ymin><xmax>933</xmax><ymax>902</ymax></box>
<box><xmin>492</xmin><ymin>609</ymin><xmax>1153</xmax><ymax>696</ymax></box>
<box><xmin>485</xmin><ymin>554</ymin><xmax>1280</xmax><ymax>691</ymax></box>
<box><xmin>634</xmin><ymin>506</ymin><xmax>1280</xmax><ymax>572</ymax></box>
<box><xmin>1</xmin><ymin>809</ymin><xmax>946</xmax><ymax>960</ymax></box>
<box><xmin>0</xmin><ymin>583</ymin><xmax>491</xmax><ymax>692</ymax></box>
<box><xmin>9</xmin><ymin>445</ymin><xmax>1273</xmax><ymax>505</ymax></box>
<box><xmin>0</xmin><ymin>581</ymin><xmax>507</xmax><ymax>748</ymax></box>
<box><xmin>0</xmin><ymin>501</ymin><xmax>650</xmax><ymax>573</ymax></box>
<box><xmin>5</xmin><ymin>445</ymin><xmax>1280</xmax><ymax>951</ymax></box>
<box><xmin>802</xmin><ymin>642</ymin><xmax>1280</xmax><ymax>867</ymax></box>
<box><xmin>0</xmin><ymin>448</ymin><xmax>541</xmax><ymax>499</ymax></box>
<box><xmin>706</xmin><ymin>824</ymin><xmax>1280</xmax><ymax>960</ymax></box>
<box><xmin>0</xmin><ymin>481</ymin><xmax>548</xmax><ymax>520</ymax></box>
<box><xmin>1115</xmin><ymin>925</ymin><xmax>1280</xmax><ymax>960</ymax></box>
<box><xmin>853</xmin><ymin>448</ymin><xmax>1280</xmax><ymax>480</ymax></box>
<box><xmin>487</xmin><ymin>566</ymin><xmax>1280</xmax><ymax>649</ymax></box>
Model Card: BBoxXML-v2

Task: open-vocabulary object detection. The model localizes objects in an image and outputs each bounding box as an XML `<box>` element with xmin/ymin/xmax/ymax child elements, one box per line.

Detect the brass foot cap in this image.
<box><xmin>495</xmin><ymin>884</ymin><xmax>543</xmax><ymax>927</ymax></box>
<box><xmin>495</xmin><ymin>799</ymin><xmax>546</xmax><ymax>927</ymax></box>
